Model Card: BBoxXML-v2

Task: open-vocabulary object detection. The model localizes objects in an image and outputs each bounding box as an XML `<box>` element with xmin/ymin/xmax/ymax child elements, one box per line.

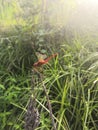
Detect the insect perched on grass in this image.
<box><xmin>33</xmin><ymin>53</ymin><xmax>58</xmax><ymax>67</ymax></box>
<box><xmin>33</xmin><ymin>53</ymin><xmax>58</xmax><ymax>130</ymax></box>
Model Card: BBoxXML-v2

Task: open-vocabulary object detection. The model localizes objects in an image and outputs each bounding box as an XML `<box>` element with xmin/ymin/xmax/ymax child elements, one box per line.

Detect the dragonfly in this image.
<box><xmin>33</xmin><ymin>53</ymin><xmax>58</xmax><ymax>67</ymax></box>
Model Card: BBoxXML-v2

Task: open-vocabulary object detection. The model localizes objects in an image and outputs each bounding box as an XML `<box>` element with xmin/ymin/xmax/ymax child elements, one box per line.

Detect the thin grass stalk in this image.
<box><xmin>40</xmin><ymin>73</ymin><xmax>56</xmax><ymax>130</ymax></box>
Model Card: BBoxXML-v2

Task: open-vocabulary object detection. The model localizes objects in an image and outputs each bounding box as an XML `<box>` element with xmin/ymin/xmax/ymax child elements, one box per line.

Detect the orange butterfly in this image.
<box><xmin>33</xmin><ymin>53</ymin><xmax>58</xmax><ymax>67</ymax></box>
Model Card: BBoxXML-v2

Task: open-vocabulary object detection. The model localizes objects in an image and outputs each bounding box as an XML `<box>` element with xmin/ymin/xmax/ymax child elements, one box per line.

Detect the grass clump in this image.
<box><xmin>0</xmin><ymin>32</ymin><xmax>35</xmax><ymax>130</ymax></box>
<box><xmin>0</xmin><ymin>70</ymin><xmax>31</xmax><ymax>130</ymax></box>
<box><xmin>34</xmin><ymin>39</ymin><xmax>98</xmax><ymax>130</ymax></box>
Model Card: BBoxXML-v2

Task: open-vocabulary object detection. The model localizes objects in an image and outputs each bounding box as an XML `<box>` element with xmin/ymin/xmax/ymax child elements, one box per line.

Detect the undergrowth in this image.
<box><xmin>0</xmin><ymin>32</ymin><xmax>98</xmax><ymax>130</ymax></box>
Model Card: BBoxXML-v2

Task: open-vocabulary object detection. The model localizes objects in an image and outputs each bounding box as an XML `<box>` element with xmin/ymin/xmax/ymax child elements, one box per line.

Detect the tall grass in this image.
<box><xmin>33</xmin><ymin>38</ymin><xmax>98</xmax><ymax>130</ymax></box>
<box><xmin>0</xmin><ymin>26</ymin><xmax>98</xmax><ymax>130</ymax></box>
<box><xmin>0</xmin><ymin>32</ymin><xmax>36</xmax><ymax>130</ymax></box>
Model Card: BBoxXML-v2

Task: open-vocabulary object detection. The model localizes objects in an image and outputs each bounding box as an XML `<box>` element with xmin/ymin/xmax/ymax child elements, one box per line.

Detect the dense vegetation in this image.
<box><xmin>0</xmin><ymin>0</ymin><xmax>98</xmax><ymax>130</ymax></box>
<box><xmin>1</xmin><ymin>29</ymin><xmax>98</xmax><ymax>130</ymax></box>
